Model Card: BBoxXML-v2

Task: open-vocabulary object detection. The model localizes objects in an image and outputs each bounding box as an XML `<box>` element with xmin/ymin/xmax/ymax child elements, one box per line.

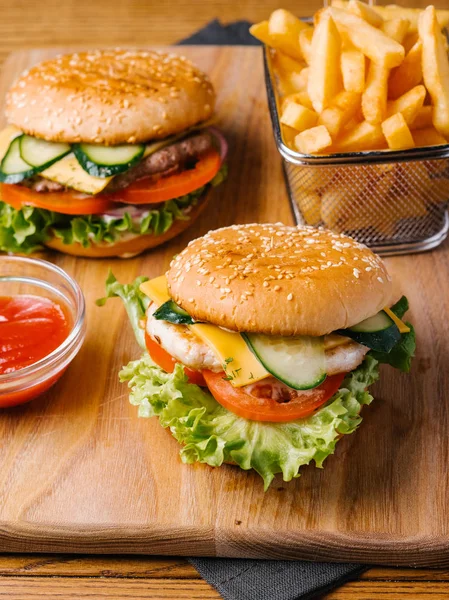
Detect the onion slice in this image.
<box><xmin>208</xmin><ymin>126</ymin><xmax>228</xmax><ymax>164</ymax></box>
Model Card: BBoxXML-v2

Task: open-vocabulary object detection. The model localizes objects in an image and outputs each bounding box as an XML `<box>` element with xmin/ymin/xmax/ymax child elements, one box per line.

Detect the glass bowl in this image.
<box><xmin>0</xmin><ymin>256</ymin><xmax>86</xmax><ymax>407</ymax></box>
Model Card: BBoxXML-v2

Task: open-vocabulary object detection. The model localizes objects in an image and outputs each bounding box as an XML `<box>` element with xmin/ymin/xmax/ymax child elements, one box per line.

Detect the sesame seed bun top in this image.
<box><xmin>166</xmin><ymin>223</ymin><xmax>393</xmax><ymax>336</ymax></box>
<box><xmin>6</xmin><ymin>49</ymin><xmax>215</xmax><ymax>145</ymax></box>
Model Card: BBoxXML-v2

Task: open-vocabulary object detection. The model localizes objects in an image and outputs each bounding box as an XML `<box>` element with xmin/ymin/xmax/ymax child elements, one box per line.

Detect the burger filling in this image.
<box><xmin>101</xmin><ymin>273</ymin><xmax>415</xmax><ymax>489</ymax></box>
<box><xmin>25</xmin><ymin>132</ymin><xmax>213</xmax><ymax>194</ymax></box>
<box><xmin>0</xmin><ymin>126</ymin><xmax>227</xmax><ymax>253</ymax></box>
<box><xmin>146</xmin><ymin>300</ymin><xmax>369</xmax><ymax>380</ymax></box>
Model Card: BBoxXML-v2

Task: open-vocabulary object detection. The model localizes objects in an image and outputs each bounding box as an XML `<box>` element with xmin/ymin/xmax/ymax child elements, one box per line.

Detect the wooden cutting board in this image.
<box><xmin>0</xmin><ymin>46</ymin><xmax>448</xmax><ymax>567</ymax></box>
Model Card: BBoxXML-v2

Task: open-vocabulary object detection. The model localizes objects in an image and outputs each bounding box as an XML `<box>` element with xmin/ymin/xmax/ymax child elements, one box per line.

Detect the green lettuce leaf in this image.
<box><xmin>369</xmin><ymin>296</ymin><xmax>416</xmax><ymax>372</ymax></box>
<box><xmin>0</xmin><ymin>165</ymin><xmax>227</xmax><ymax>254</ymax></box>
<box><xmin>96</xmin><ymin>271</ymin><xmax>150</xmax><ymax>349</ymax></box>
<box><xmin>120</xmin><ymin>354</ymin><xmax>379</xmax><ymax>490</ymax></box>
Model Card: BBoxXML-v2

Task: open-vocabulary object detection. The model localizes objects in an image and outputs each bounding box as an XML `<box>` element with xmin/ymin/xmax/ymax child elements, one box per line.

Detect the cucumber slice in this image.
<box><xmin>0</xmin><ymin>136</ymin><xmax>35</xmax><ymax>183</ymax></box>
<box><xmin>243</xmin><ymin>333</ymin><xmax>326</xmax><ymax>390</ymax></box>
<box><xmin>349</xmin><ymin>310</ymin><xmax>394</xmax><ymax>333</ymax></box>
<box><xmin>153</xmin><ymin>300</ymin><xmax>196</xmax><ymax>325</ymax></box>
<box><xmin>337</xmin><ymin>310</ymin><xmax>400</xmax><ymax>352</ymax></box>
<box><xmin>73</xmin><ymin>143</ymin><xmax>145</xmax><ymax>177</ymax></box>
<box><xmin>20</xmin><ymin>135</ymin><xmax>70</xmax><ymax>169</ymax></box>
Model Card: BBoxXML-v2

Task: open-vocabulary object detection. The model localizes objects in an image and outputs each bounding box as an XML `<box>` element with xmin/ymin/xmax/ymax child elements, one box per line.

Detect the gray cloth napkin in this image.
<box><xmin>179</xmin><ymin>19</ymin><xmax>366</xmax><ymax>600</ymax></box>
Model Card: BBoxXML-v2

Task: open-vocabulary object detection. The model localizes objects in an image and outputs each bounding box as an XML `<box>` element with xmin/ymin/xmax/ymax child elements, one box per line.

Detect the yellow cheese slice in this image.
<box><xmin>191</xmin><ymin>324</ymin><xmax>269</xmax><ymax>386</ymax></box>
<box><xmin>140</xmin><ymin>276</ymin><xmax>270</xmax><ymax>387</ymax></box>
<box><xmin>0</xmin><ymin>125</ymin><xmax>22</xmax><ymax>162</ymax></box>
<box><xmin>140</xmin><ymin>275</ymin><xmax>170</xmax><ymax>304</ymax></box>
<box><xmin>323</xmin><ymin>333</ymin><xmax>352</xmax><ymax>350</ymax></box>
<box><xmin>384</xmin><ymin>307</ymin><xmax>410</xmax><ymax>334</ymax></box>
<box><xmin>41</xmin><ymin>153</ymin><xmax>113</xmax><ymax>194</ymax></box>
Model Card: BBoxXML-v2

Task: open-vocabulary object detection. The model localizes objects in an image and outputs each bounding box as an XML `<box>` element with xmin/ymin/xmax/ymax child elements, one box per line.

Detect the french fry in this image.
<box><xmin>308</xmin><ymin>11</ymin><xmax>342</xmax><ymax>113</ymax></box>
<box><xmin>274</xmin><ymin>53</ymin><xmax>308</xmax><ymax>94</ymax></box>
<box><xmin>341</xmin><ymin>48</ymin><xmax>365</xmax><ymax>93</ymax></box>
<box><xmin>343</xmin><ymin>117</ymin><xmax>361</xmax><ymax>131</ymax></box>
<box><xmin>330</xmin><ymin>2</ymin><xmax>449</xmax><ymax>34</ymax></box>
<box><xmin>361</xmin><ymin>13</ymin><xmax>410</xmax><ymax>125</ymax></box>
<box><xmin>402</xmin><ymin>31</ymin><xmax>419</xmax><ymax>53</ymax></box>
<box><xmin>426</xmin><ymin>158</ymin><xmax>449</xmax><ymax>177</ymax></box>
<box><xmin>348</xmin><ymin>0</ymin><xmax>383</xmax><ymax>28</ymax></box>
<box><xmin>330</xmin><ymin>7</ymin><xmax>405</xmax><ymax>68</ymax></box>
<box><xmin>383</xmin><ymin>165</ymin><xmax>427</xmax><ymax>221</ymax></box>
<box><xmin>280</xmin><ymin>101</ymin><xmax>318</xmax><ymax>132</ymax></box>
<box><xmin>268</xmin><ymin>9</ymin><xmax>310</xmax><ymax>61</ymax></box>
<box><xmin>410</xmin><ymin>106</ymin><xmax>433</xmax><ymax>130</ymax></box>
<box><xmin>294</xmin><ymin>67</ymin><xmax>310</xmax><ymax>91</ymax></box>
<box><xmin>381</xmin><ymin>6</ymin><xmax>449</xmax><ymax>34</ymax></box>
<box><xmin>282</xmin><ymin>91</ymin><xmax>314</xmax><ymax>111</ymax></box>
<box><xmin>320</xmin><ymin>176</ymin><xmax>385</xmax><ymax>233</ymax></box>
<box><xmin>299</xmin><ymin>28</ymin><xmax>313</xmax><ymax>65</ymax></box>
<box><xmin>362</xmin><ymin>61</ymin><xmax>389</xmax><ymax>124</ymax></box>
<box><xmin>381</xmin><ymin>17</ymin><xmax>410</xmax><ymax>44</ymax></box>
<box><xmin>295</xmin><ymin>125</ymin><xmax>333</xmax><ymax>153</ymax></box>
<box><xmin>295</xmin><ymin>90</ymin><xmax>314</xmax><ymax>111</ymax></box>
<box><xmin>412</xmin><ymin>127</ymin><xmax>447</xmax><ymax>147</ymax></box>
<box><xmin>297</xmin><ymin>190</ymin><xmax>322</xmax><ymax>225</ymax></box>
<box><xmin>304</xmin><ymin>169</ymin><xmax>335</xmax><ymax>193</ymax></box>
<box><xmin>334</xmin><ymin>90</ymin><xmax>361</xmax><ymax>114</ymax></box>
<box><xmin>274</xmin><ymin>51</ymin><xmax>305</xmax><ymax>75</ymax></box>
<box><xmin>271</xmin><ymin>3</ymin><xmax>449</xmax><ymax>156</ymax></box>
<box><xmin>381</xmin><ymin>112</ymin><xmax>415</xmax><ymax>149</ymax></box>
<box><xmin>281</xmin><ymin>124</ymin><xmax>297</xmax><ymax>147</ymax></box>
<box><xmin>388</xmin><ymin>41</ymin><xmax>423</xmax><ymax>100</ymax></box>
<box><xmin>321</xmin><ymin>181</ymin><xmax>361</xmax><ymax>230</ymax></box>
<box><xmin>332</xmin><ymin>120</ymin><xmax>385</xmax><ymax>152</ymax></box>
<box><xmin>386</xmin><ymin>85</ymin><xmax>426</xmax><ymax>125</ymax></box>
<box><xmin>250</xmin><ymin>14</ymin><xmax>310</xmax><ymax>62</ymax></box>
<box><xmin>249</xmin><ymin>21</ymin><xmax>271</xmax><ymax>46</ymax></box>
<box><xmin>418</xmin><ymin>6</ymin><xmax>449</xmax><ymax>138</ymax></box>
<box><xmin>318</xmin><ymin>91</ymin><xmax>361</xmax><ymax>137</ymax></box>
<box><xmin>318</xmin><ymin>108</ymin><xmax>348</xmax><ymax>138</ymax></box>
<box><xmin>428</xmin><ymin>178</ymin><xmax>449</xmax><ymax>204</ymax></box>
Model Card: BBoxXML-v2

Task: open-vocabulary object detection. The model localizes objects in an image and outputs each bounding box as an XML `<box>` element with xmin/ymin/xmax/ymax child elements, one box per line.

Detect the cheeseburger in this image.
<box><xmin>102</xmin><ymin>224</ymin><xmax>415</xmax><ymax>489</ymax></box>
<box><xmin>0</xmin><ymin>50</ymin><xmax>227</xmax><ymax>257</ymax></box>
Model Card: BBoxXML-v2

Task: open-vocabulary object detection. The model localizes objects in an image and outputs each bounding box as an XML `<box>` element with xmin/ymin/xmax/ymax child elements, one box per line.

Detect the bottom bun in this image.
<box><xmin>44</xmin><ymin>191</ymin><xmax>211</xmax><ymax>258</ymax></box>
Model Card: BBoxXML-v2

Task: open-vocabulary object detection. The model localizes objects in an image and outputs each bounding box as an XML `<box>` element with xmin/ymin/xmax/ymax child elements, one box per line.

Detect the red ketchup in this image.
<box><xmin>0</xmin><ymin>295</ymin><xmax>71</xmax><ymax>407</ymax></box>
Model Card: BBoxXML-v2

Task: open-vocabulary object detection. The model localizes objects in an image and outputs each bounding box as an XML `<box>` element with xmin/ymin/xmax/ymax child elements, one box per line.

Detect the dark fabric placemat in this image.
<box><xmin>179</xmin><ymin>19</ymin><xmax>260</xmax><ymax>46</ymax></box>
<box><xmin>179</xmin><ymin>19</ymin><xmax>367</xmax><ymax>600</ymax></box>
<box><xmin>190</xmin><ymin>558</ymin><xmax>366</xmax><ymax>600</ymax></box>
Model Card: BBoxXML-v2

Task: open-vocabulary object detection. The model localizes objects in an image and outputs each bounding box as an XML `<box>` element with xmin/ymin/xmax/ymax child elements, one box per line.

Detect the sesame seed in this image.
<box><xmin>287</xmin><ymin>293</ymin><xmax>293</xmax><ymax>301</ymax></box>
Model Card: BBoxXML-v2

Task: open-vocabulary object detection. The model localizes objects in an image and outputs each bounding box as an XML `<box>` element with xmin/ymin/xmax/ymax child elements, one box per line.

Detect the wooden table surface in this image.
<box><xmin>1</xmin><ymin>1</ymin><xmax>449</xmax><ymax>599</ymax></box>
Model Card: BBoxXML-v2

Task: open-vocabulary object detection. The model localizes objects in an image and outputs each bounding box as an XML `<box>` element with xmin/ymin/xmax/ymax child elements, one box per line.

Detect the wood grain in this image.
<box><xmin>1</xmin><ymin>44</ymin><xmax>449</xmax><ymax>568</ymax></box>
<box><xmin>0</xmin><ymin>554</ymin><xmax>448</xmax><ymax>581</ymax></box>
<box><xmin>1</xmin><ymin>555</ymin><xmax>449</xmax><ymax>599</ymax></box>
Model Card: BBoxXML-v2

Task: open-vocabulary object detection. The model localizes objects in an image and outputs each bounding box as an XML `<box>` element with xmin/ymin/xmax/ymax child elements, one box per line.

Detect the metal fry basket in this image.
<box><xmin>263</xmin><ymin>46</ymin><xmax>449</xmax><ymax>256</ymax></box>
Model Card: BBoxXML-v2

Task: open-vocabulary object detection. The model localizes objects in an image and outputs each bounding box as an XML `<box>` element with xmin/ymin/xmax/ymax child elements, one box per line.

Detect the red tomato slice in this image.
<box><xmin>145</xmin><ymin>332</ymin><xmax>206</xmax><ymax>387</ymax></box>
<box><xmin>202</xmin><ymin>371</ymin><xmax>346</xmax><ymax>422</ymax></box>
<box><xmin>0</xmin><ymin>183</ymin><xmax>115</xmax><ymax>215</ymax></box>
<box><xmin>105</xmin><ymin>148</ymin><xmax>221</xmax><ymax>205</ymax></box>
